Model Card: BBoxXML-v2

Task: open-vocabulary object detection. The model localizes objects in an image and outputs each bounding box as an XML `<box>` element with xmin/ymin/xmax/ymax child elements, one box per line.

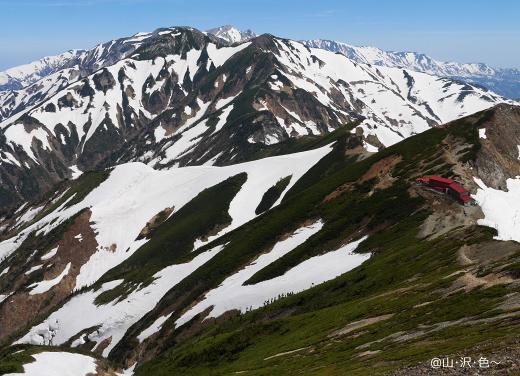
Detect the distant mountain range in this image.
<box><xmin>0</xmin><ymin>31</ymin><xmax>164</xmax><ymax>122</ymax></box>
<box><xmin>303</xmin><ymin>39</ymin><xmax>520</xmax><ymax>99</ymax></box>
<box><xmin>1</xmin><ymin>25</ymin><xmax>518</xmax><ymax>99</ymax></box>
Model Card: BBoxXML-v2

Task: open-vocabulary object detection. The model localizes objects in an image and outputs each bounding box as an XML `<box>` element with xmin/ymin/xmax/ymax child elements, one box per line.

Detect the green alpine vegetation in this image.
<box><xmin>255</xmin><ymin>175</ymin><xmax>292</xmax><ymax>215</ymax></box>
<box><xmin>123</xmin><ymin>107</ymin><xmax>520</xmax><ymax>375</ymax></box>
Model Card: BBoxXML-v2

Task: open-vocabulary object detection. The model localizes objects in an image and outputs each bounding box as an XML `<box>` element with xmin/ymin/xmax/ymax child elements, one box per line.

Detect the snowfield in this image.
<box><xmin>176</xmin><ymin>222</ymin><xmax>370</xmax><ymax>328</ymax></box>
<box><xmin>12</xmin><ymin>145</ymin><xmax>332</xmax><ymax>354</ymax></box>
<box><xmin>18</xmin><ymin>245</ymin><xmax>225</xmax><ymax>357</ymax></box>
<box><xmin>5</xmin><ymin>351</ymin><xmax>97</xmax><ymax>376</ymax></box>
<box><xmin>0</xmin><ymin>143</ymin><xmax>331</xmax><ymax>293</ymax></box>
<box><xmin>473</xmin><ymin>177</ymin><xmax>520</xmax><ymax>243</ymax></box>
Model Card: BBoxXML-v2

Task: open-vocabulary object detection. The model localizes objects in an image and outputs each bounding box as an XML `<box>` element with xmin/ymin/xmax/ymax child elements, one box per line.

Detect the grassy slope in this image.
<box><xmin>133</xmin><ymin>108</ymin><xmax>519</xmax><ymax>375</ymax></box>
<box><xmin>255</xmin><ymin>175</ymin><xmax>292</xmax><ymax>215</ymax></box>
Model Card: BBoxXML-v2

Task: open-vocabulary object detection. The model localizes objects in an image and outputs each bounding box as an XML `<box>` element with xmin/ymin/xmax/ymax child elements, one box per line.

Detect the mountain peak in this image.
<box><xmin>206</xmin><ymin>25</ymin><xmax>257</xmax><ymax>44</ymax></box>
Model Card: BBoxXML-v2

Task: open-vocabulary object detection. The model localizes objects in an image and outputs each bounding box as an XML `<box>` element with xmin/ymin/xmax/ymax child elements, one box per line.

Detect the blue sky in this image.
<box><xmin>1</xmin><ymin>0</ymin><xmax>519</xmax><ymax>70</ymax></box>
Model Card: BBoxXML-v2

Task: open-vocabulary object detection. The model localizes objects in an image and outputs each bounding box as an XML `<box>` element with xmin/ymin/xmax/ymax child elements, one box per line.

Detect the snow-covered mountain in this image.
<box><xmin>0</xmin><ymin>28</ymin><xmax>512</xmax><ymax>212</ymax></box>
<box><xmin>2</xmin><ymin>26</ymin><xmax>516</xmax><ymax>128</ymax></box>
<box><xmin>0</xmin><ymin>30</ymin><xmax>174</xmax><ymax>122</ymax></box>
<box><xmin>0</xmin><ymin>51</ymin><xmax>82</xmax><ymax>92</ymax></box>
<box><xmin>0</xmin><ymin>25</ymin><xmax>257</xmax><ymax>96</ymax></box>
<box><xmin>303</xmin><ymin>39</ymin><xmax>520</xmax><ymax>99</ymax></box>
<box><xmin>0</xmin><ymin>31</ymin><xmax>163</xmax><ymax>93</ymax></box>
<box><xmin>206</xmin><ymin>25</ymin><xmax>257</xmax><ymax>43</ymax></box>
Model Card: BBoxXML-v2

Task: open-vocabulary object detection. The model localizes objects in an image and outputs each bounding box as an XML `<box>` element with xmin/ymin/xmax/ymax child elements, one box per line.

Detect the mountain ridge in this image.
<box><xmin>1</xmin><ymin>25</ymin><xmax>517</xmax><ymax>128</ymax></box>
<box><xmin>0</xmin><ymin>25</ymin><xmax>254</xmax><ymax>95</ymax></box>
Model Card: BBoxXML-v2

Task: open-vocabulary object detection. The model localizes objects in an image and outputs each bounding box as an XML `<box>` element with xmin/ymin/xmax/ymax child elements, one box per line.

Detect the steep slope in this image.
<box><xmin>0</xmin><ymin>28</ymin><xmax>204</xmax><ymax>123</ymax></box>
<box><xmin>0</xmin><ymin>104</ymin><xmax>518</xmax><ymax>375</ymax></box>
<box><xmin>0</xmin><ymin>29</ymin><xmax>510</xmax><ymax>213</ymax></box>
<box><xmin>304</xmin><ymin>39</ymin><xmax>520</xmax><ymax>99</ymax></box>
<box><xmin>0</xmin><ymin>27</ymin><xmax>248</xmax><ymax>211</ymax></box>
<box><xmin>0</xmin><ymin>143</ymin><xmax>332</xmax><ymax>349</ymax></box>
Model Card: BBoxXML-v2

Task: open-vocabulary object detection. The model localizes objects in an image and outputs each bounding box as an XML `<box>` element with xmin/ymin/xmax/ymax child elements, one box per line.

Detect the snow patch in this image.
<box><xmin>29</xmin><ymin>263</ymin><xmax>71</xmax><ymax>295</ymax></box>
<box><xmin>4</xmin><ymin>351</ymin><xmax>97</xmax><ymax>376</ymax></box>
<box><xmin>177</xmin><ymin>222</ymin><xmax>370</xmax><ymax>327</ymax></box>
<box><xmin>4</xmin><ymin>125</ymin><xmax>51</xmax><ymax>162</ymax></box>
<box><xmin>363</xmin><ymin>141</ymin><xmax>379</xmax><ymax>153</ymax></box>
<box><xmin>0</xmin><ymin>151</ymin><xmax>21</xmax><ymax>167</ymax></box>
<box><xmin>0</xmin><ymin>232</ymin><xmax>30</xmax><ymax>262</ymax></box>
<box><xmin>206</xmin><ymin>42</ymin><xmax>251</xmax><ymax>67</ymax></box>
<box><xmin>69</xmin><ymin>165</ymin><xmax>82</xmax><ymax>179</ymax></box>
<box><xmin>212</xmin><ymin>105</ymin><xmax>234</xmax><ymax>134</ymax></box>
<box><xmin>18</xmin><ymin>246</ymin><xmax>224</xmax><ymax>356</ymax></box>
<box><xmin>15</xmin><ymin>205</ymin><xmax>44</xmax><ymax>227</ymax></box>
<box><xmin>154</xmin><ymin>126</ymin><xmax>167</xmax><ymax>142</ymax></box>
<box><xmin>25</xmin><ymin>264</ymin><xmax>43</xmax><ymax>275</ymax></box>
<box><xmin>40</xmin><ymin>247</ymin><xmax>58</xmax><ymax>261</ymax></box>
<box><xmin>0</xmin><ymin>266</ymin><xmax>10</xmax><ymax>277</ymax></box>
<box><xmin>137</xmin><ymin>313</ymin><xmax>173</xmax><ymax>343</ymax></box>
<box><xmin>473</xmin><ymin>177</ymin><xmax>520</xmax><ymax>242</ymax></box>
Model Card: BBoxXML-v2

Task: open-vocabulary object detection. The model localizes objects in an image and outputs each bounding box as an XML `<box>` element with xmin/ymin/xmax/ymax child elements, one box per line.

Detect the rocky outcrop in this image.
<box><xmin>474</xmin><ymin>104</ymin><xmax>520</xmax><ymax>189</ymax></box>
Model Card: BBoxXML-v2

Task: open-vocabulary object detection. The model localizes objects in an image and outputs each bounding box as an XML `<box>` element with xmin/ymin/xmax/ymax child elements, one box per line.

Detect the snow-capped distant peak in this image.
<box><xmin>303</xmin><ymin>39</ymin><xmax>520</xmax><ymax>99</ymax></box>
<box><xmin>206</xmin><ymin>25</ymin><xmax>257</xmax><ymax>44</ymax></box>
<box><xmin>303</xmin><ymin>39</ymin><xmax>494</xmax><ymax>77</ymax></box>
<box><xmin>0</xmin><ymin>50</ymin><xmax>84</xmax><ymax>91</ymax></box>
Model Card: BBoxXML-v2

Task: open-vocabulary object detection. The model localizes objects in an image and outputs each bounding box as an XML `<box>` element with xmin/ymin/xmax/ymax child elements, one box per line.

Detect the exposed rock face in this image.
<box><xmin>0</xmin><ymin>210</ymin><xmax>98</xmax><ymax>343</ymax></box>
<box><xmin>474</xmin><ymin>104</ymin><xmax>520</xmax><ymax>189</ymax></box>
